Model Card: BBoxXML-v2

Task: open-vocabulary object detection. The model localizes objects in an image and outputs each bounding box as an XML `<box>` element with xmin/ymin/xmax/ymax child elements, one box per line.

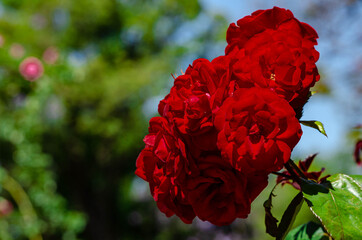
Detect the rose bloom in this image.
<box><xmin>138</xmin><ymin>57</ymin><xmax>302</xmax><ymax>225</ymax></box>
<box><xmin>214</xmin><ymin>87</ymin><xmax>302</xmax><ymax>174</ymax></box>
<box><xmin>136</xmin><ymin>117</ymin><xmax>269</xmax><ymax>225</ymax></box>
<box><xmin>19</xmin><ymin>57</ymin><xmax>44</xmax><ymax>81</ymax></box>
<box><xmin>186</xmin><ymin>154</ymin><xmax>268</xmax><ymax>226</ymax></box>
<box><xmin>225</xmin><ymin>7</ymin><xmax>320</xmax><ymax>118</ymax></box>
<box><xmin>135</xmin><ymin>117</ymin><xmax>196</xmax><ymax>223</ymax></box>
<box><xmin>136</xmin><ymin>7</ymin><xmax>317</xmax><ymax>226</ymax></box>
<box><xmin>159</xmin><ymin>58</ymin><xmax>231</xmax><ymax>153</ymax></box>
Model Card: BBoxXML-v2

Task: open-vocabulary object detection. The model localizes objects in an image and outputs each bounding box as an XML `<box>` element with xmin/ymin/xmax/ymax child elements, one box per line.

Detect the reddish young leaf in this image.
<box><xmin>354</xmin><ymin>140</ymin><xmax>362</xmax><ymax>166</ymax></box>
<box><xmin>277</xmin><ymin>155</ymin><xmax>330</xmax><ymax>190</ymax></box>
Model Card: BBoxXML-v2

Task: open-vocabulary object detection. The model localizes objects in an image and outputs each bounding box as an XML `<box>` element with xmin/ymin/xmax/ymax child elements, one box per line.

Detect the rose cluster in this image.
<box><xmin>136</xmin><ymin>7</ymin><xmax>319</xmax><ymax>225</ymax></box>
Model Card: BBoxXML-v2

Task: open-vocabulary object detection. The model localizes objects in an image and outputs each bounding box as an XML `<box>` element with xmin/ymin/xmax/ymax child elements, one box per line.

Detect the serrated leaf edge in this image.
<box><xmin>304</xmin><ymin>174</ymin><xmax>362</xmax><ymax>239</ymax></box>
<box><xmin>304</xmin><ymin>200</ymin><xmax>332</xmax><ymax>239</ymax></box>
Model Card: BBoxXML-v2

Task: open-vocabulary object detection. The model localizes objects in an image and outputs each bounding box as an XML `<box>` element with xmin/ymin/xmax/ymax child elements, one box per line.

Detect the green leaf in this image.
<box><xmin>300</xmin><ymin>178</ymin><xmax>330</xmax><ymax>195</ymax></box>
<box><xmin>264</xmin><ymin>185</ymin><xmax>278</xmax><ymax>237</ymax></box>
<box><xmin>303</xmin><ymin>174</ymin><xmax>362</xmax><ymax>239</ymax></box>
<box><xmin>285</xmin><ymin>221</ymin><xmax>330</xmax><ymax>240</ymax></box>
<box><xmin>277</xmin><ymin>192</ymin><xmax>304</xmax><ymax>240</ymax></box>
<box><xmin>300</xmin><ymin>120</ymin><xmax>328</xmax><ymax>137</ymax></box>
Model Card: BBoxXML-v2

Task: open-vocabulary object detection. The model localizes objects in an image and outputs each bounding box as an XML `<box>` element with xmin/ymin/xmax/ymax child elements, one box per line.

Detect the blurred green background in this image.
<box><xmin>0</xmin><ymin>0</ymin><xmax>360</xmax><ymax>239</ymax></box>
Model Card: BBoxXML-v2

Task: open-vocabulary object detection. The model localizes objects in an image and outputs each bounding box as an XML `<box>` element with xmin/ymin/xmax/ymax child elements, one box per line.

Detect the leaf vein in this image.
<box><xmin>329</xmin><ymin>190</ymin><xmax>344</xmax><ymax>239</ymax></box>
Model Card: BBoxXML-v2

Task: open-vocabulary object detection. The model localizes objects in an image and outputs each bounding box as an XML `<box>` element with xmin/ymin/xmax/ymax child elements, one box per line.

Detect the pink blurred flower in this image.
<box><xmin>31</xmin><ymin>14</ymin><xmax>47</xmax><ymax>30</ymax></box>
<box><xmin>9</xmin><ymin>43</ymin><xmax>25</xmax><ymax>59</ymax></box>
<box><xmin>43</xmin><ymin>46</ymin><xmax>59</xmax><ymax>64</ymax></box>
<box><xmin>0</xmin><ymin>34</ymin><xmax>4</xmax><ymax>47</ymax></box>
<box><xmin>19</xmin><ymin>57</ymin><xmax>44</xmax><ymax>81</ymax></box>
<box><xmin>0</xmin><ymin>198</ymin><xmax>13</xmax><ymax>217</ymax></box>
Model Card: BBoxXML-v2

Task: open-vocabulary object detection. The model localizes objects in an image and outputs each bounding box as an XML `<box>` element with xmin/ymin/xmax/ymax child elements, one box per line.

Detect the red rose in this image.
<box><xmin>136</xmin><ymin>117</ymin><xmax>269</xmax><ymax>225</ymax></box>
<box><xmin>159</xmin><ymin>58</ymin><xmax>231</xmax><ymax>152</ymax></box>
<box><xmin>214</xmin><ymin>88</ymin><xmax>302</xmax><ymax>174</ymax></box>
<box><xmin>135</xmin><ymin>117</ymin><xmax>196</xmax><ymax>223</ymax></box>
<box><xmin>136</xmin><ymin>7</ymin><xmax>320</xmax><ymax>226</ymax></box>
<box><xmin>225</xmin><ymin>7</ymin><xmax>319</xmax><ymax>118</ymax></box>
<box><xmin>186</xmin><ymin>155</ymin><xmax>268</xmax><ymax>226</ymax></box>
<box><xmin>214</xmin><ymin>48</ymin><xmax>269</xmax><ymax>93</ymax></box>
<box><xmin>226</xmin><ymin>7</ymin><xmax>318</xmax><ymax>59</ymax></box>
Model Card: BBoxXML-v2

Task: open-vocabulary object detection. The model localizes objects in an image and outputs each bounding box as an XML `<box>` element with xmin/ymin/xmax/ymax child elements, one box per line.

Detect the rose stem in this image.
<box><xmin>284</xmin><ymin>162</ymin><xmax>302</xmax><ymax>184</ymax></box>
<box><xmin>287</xmin><ymin>159</ymin><xmax>308</xmax><ymax>179</ymax></box>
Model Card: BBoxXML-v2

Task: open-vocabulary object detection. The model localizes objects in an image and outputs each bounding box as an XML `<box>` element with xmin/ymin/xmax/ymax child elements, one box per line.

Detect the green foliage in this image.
<box><xmin>0</xmin><ymin>0</ymin><xmax>227</xmax><ymax>239</ymax></box>
<box><xmin>285</xmin><ymin>221</ymin><xmax>330</xmax><ymax>240</ymax></box>
<box><xmin>264</xmin><ymin>185</ymin><xmax>279</xmax><ymax>237</ymax></box>
<box><xmin>276</xmin><ymin>192</ymin><xmax>304</xmax><ymax>240</ymax></box>
<box><xmin>303</xmin><ymin>174</ymin><xmax>362</xmax><ymax>239</ymax></box>
<box><xmin>264</xmin><ymin>188</ymin><xmax>306</xmax><ymax>240</ymax></box>
<box><xmin>300</xmin><ymin>121</ymin><xmax>328</xmax><ymax>137</ymax></box>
